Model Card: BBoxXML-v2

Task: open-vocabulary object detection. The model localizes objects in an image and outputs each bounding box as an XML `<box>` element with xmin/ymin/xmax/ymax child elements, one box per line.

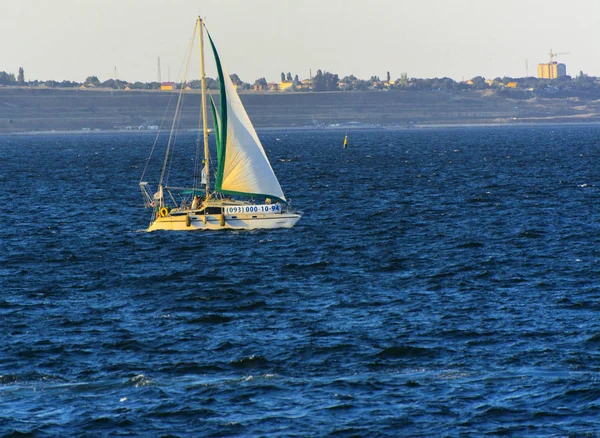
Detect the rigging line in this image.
<box><xmin>165</xmin><ymin>27</ymin><xmax>200</xmax><ymax>188</ymax></box>
<box><xmin>139</xmin><ymin>88</ymin><xmax>178</xmax><ymax>184</ymax></box>
<box><xmin>165</xmin><ymin>91</ymin><xmax>188</xmax><ymax>187</ymax></box>
<box><xmin>193</xmin><ymin>98</ymin><xmax>210</xmax><ymax>192</ymax></box>
<box><xmin>163</xmin><ymin>95</ymin><xmax>185</xmax><ymax>187</ymax></box>
<box><xmin>141</xmin><ymin>89</ymin><xmax>180</xmax><ymax>185</ymax></box>
<box><xmin>192</xmin><ymin>70</ymin><xmax>202</xmax><ymax>190</ymax></box>
<box><xmin>192</xmin><ymin>108</ymin><xmax>203</xmax><ymax>193</ymax></box>
<box><xmin>165</xmin><ymin>187</ymin><xmax>178</xmax><ymax>208</ymax></box>
<box><xmin>160</xmin><ymin>29</ymin><xmax>196</xmax><ymax>188</ymax></box>
<box><xmin>193</xmin><ymin>22</ymin><xmax>207</xmax><ymax>194</ymax></box>
<box><xmin>165</xmin><ymin>92</ymin><xmax>186</xmax><ymax>186</ymax></box>
<box><xmin>159</xmin><ymin>22</ymin><xmax>198</xmax><ymax>187</ymax></box>
<box><xmin>141</xmin><ymin>27</ymin><xmax>197</xmax><ymax>185</ymax></box>
<box><xmin>199</xmin><ymin>18</ymin><xmax>211</xmax><ymax>198</ymax></box>
<box><xmin>197</xmin><ymin>94</ymin><xmax>218</xmax><ymax>192</ymax></box>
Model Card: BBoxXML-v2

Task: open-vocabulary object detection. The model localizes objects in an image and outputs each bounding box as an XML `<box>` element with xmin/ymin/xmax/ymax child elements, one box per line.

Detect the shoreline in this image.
<box><xmin>4</xmin><ymin>121</ymin><xmax>600</xmax><ymax>137</ymax></box>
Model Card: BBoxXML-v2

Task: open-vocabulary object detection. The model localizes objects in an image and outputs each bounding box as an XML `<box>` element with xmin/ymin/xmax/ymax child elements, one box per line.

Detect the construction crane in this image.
<box><xmin>549</xmin><ymin>49</ymin><xmax>570</xmax><ymax>64</ymax></box>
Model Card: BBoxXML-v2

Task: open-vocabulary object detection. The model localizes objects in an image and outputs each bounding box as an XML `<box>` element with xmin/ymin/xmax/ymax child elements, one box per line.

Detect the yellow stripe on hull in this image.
<box><xmin>147</xmin><ymin>213</ymin><xmax>300</xmax><ymax>232</ymax></box>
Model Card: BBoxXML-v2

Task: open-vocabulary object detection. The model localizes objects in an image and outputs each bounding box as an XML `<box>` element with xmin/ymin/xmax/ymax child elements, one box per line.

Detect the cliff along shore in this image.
<box><xmin>2</xmin><ymin>88</ymin><xmax>600</xmax><ymax>134</ymax></box>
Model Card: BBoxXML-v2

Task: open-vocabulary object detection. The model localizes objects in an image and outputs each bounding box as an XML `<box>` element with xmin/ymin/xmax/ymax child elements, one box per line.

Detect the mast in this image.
<box><xmin>198</xmin><ymin>16</ymin><xmax>210</xmax><ymax>198</ymax></box>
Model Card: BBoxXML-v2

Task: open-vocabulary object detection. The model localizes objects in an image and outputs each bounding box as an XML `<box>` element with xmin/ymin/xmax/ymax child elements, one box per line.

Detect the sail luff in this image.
<box><xmin>207</xmin><ymin>30</ymin><xmax>228</xmax><ymax>193</ymax></box>
<box><xmin>209</xmin><ymin>95</ymin><xmax>222</xmax><ymax>166</ymax></box>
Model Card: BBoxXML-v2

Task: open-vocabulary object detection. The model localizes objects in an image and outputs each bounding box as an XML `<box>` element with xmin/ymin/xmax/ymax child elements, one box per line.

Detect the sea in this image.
<box><xmin>2</xmin><ymin>126</ymin><xmax>600</xmax><ymax>436</ymax></box>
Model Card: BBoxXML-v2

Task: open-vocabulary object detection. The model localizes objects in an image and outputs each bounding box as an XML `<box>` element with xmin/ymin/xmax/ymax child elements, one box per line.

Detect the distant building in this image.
<box><xmin>278</xmin><ymin>81</ymin><xmax>293</xmax><ymax>91</ymax></box>
<box><xmin>160</xmin><ymin>82</ymin><xmax>175</xmax><ymax>91</ymax></box>
<box><xmin>300</xmin><ymin>78</ymin><xmax>312</xmax><ymax>90</ymax></box>
<box><xmin>537</xmin><ymin>62</ymin><xmax>567</xmax><ymax>79</ymax></box>
<box><xmin>506</xmin><ymin>82</ymin><xmax>518</xmax><ymax>89</ymax></box>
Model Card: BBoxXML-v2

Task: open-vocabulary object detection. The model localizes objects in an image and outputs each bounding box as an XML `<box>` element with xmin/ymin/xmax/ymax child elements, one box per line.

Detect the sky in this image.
<box><xmin>2</xmin><ymin>0</ymin><xmax>600</xmax><ymax>84</ymax></box>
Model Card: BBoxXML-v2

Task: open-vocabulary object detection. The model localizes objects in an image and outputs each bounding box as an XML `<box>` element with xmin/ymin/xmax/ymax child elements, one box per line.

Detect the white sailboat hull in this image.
<box><xmin>147</xmin><ymin>212</ymin><xmax>301</xmax><ymax>232</ymax></box>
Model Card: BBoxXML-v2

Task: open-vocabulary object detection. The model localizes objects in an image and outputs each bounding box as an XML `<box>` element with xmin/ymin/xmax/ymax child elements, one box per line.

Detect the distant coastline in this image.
<box><xmin>3</xmin><ymin>87</ymin><xmax>600</xmax><ymax>134</ymax></box>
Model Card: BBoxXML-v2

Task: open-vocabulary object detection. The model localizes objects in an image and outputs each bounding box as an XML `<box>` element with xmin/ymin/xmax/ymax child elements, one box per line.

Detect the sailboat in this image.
<box><xmin>139</xmin><ymin>17</ymin><xmax>301</xmax><ymax>231</ymax></box>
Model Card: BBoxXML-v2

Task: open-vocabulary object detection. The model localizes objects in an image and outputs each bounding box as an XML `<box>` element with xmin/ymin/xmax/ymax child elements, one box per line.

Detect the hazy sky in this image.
<box><xmin>3</xmin><ymin>0</ymin><xmax>600</xmax><ymax>84</ymax></box>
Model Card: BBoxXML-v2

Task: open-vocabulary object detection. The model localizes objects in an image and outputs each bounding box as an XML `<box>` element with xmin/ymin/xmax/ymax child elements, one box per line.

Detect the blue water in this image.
<box><xmin>2</xmin><ymin>126</ymin><xmax>600</xmax><ymax>436</ymax></box>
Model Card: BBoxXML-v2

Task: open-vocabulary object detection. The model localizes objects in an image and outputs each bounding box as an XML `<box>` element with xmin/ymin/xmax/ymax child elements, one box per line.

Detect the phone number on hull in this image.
<box><xmin>224</xmin><ymin>204</ymin><xmax>281</xmax><ymax>215</ymax></box>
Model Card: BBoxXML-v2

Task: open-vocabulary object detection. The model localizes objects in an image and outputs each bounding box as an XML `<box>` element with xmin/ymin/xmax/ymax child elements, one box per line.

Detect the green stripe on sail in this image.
<box><xmin>181</xmin><ymin>189</ymin><xmax>207</xmax><ymax>195</ymax></box>
<box><xmin>207</xmin><ymin>31</ymin><xmax>227</xmax><ymax>193</ymax></box>
<box><xmin>209</xmin><ymin>95</ymin><xmax>221</xmax><ymax>165</ymax></box>
<box><xmin>218</xmin><ymin>188</ymin><xmax>286</xmax><ymax>204</ymax></box>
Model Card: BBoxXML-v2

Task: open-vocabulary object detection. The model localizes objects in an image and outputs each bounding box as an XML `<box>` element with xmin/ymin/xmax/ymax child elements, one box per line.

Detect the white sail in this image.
<box><xmin>201</xmin><ymin>164</ymin><xmax>207</xmax><ymax>185</ymax></box>
<box><xmin>218</xmin><ymin>66</ymin><xmax>286</xmax><ymax>201</ymax></box>
<box><xmin>153</xmin><ymin>186</ymin><xmax>163</xmax><ymax>200</ymax></box>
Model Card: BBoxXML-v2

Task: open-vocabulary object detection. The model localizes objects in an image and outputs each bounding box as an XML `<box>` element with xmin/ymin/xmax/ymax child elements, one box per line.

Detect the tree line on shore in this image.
<box><xmin>1</xmin><ymin>67</ymin><xmax>599</xmax><ymax>96</ymax></box>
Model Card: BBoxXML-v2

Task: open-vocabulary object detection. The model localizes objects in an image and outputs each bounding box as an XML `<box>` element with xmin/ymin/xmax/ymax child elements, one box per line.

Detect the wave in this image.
<box><xmin>375</xmin><ymin>345</ymin><xmax>439</xmax><ymax>359</ymax></box>
<box><xmin>230</xmin><ymin>355</ymin><xmax>271</xmax><ymax>369</ymax></box>
<box><xmin>188</xmin><ymin>314</ymin><xmax>233</xmax><ymax>324</ymax></box>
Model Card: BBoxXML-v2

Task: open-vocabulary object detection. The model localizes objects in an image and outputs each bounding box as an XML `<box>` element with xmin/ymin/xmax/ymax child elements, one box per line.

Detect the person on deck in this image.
<box><xmin>191</xmin><ymin>195</ymin><xmax>201</xmax><ymax>210</ymax></box>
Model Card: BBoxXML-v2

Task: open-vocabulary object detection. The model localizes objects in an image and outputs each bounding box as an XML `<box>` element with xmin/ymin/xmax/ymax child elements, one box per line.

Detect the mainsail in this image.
<box><xmin>208</xmin><ymin>32</ymin><xmax>286</xmax><ymax>202</ymax></box>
